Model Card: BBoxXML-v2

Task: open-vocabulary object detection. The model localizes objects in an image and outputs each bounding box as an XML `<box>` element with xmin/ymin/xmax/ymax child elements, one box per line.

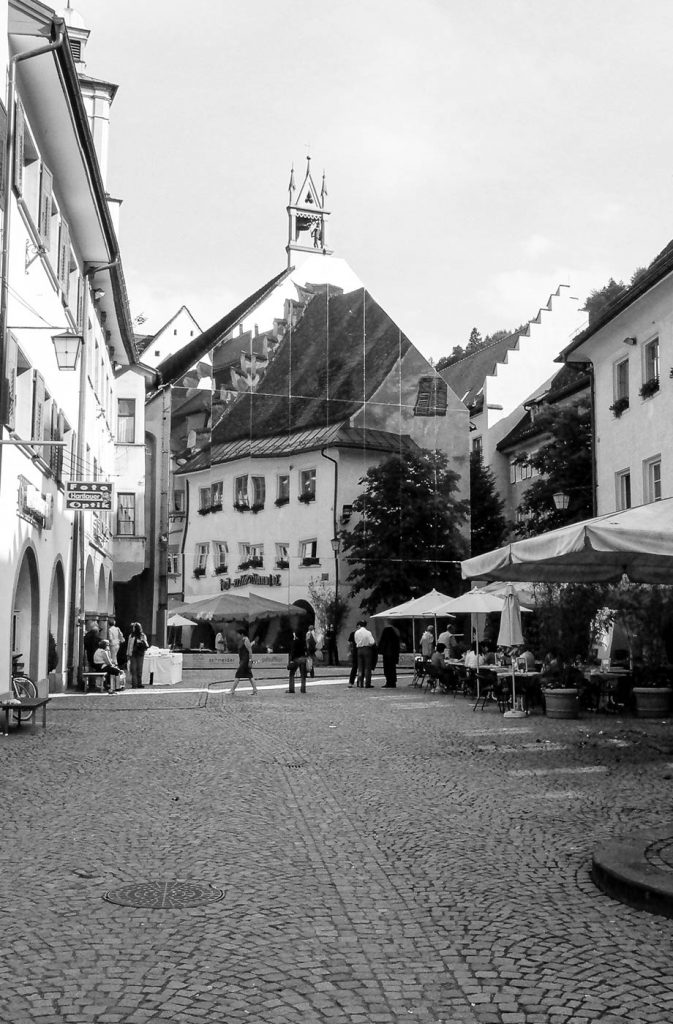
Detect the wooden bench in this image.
<box><xmin>1</xmin><ymin>697</ymin><xmax>50</xmax><ymax>736</ymax></box>
<box><xmin>81</xmin><ymin>672</ymin><xmax>108</xmax><ymax>692</ymax></box>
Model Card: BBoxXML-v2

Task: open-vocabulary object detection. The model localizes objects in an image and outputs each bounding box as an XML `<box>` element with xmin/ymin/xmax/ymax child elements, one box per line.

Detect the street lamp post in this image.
<box><xmin>331</xmin><ymin>535</ymin><xmax>341</xmax><ymax>662</ymax></box>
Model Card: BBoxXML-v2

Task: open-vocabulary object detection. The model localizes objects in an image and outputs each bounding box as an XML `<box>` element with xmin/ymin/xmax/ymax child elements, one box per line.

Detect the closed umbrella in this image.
<box><xmin>497</xmin><ymin>584</ymin><xmax>526</xmax><ymax>719</ymax></box>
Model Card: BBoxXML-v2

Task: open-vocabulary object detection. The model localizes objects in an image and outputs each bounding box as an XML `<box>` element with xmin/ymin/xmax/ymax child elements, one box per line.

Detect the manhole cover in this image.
<box><xmin>104</xmin><ymin>881</ymin><xmax>224</xmax><ymax>908</ymax></box>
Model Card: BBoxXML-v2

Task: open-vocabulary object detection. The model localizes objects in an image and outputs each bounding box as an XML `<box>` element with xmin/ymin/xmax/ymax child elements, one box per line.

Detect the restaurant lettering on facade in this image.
<box><xmin>220</xmin><ymin>572</ymin><xmax>282</xmax><ymax>590</ymax></box>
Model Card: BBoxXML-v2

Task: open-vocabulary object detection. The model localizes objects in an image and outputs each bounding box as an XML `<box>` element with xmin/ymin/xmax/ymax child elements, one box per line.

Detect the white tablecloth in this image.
<box><xmin>142</xmin><ymin>651</ymin><xmax>183</xmax><ymax>686</ymax></box>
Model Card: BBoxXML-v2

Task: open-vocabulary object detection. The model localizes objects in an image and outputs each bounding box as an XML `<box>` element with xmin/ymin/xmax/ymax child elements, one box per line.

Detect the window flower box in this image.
<box><xmin>214</xmin><ymin>565</ymin><xmax>229</xmax><ymax>575</ymax></box>
<box><xmin>250</xmin><ymin>503</ymin><xmax>265</xmax><ymax>514</ymax></box>
<box><xmin>249</xmin><ymin>557</ymin><xmax>264</xmax><ymax>568</ymax></box>
<box><xmin>233</xmin><ymin>501</ymin><xmax>250</xmax><ymax>512</ymax></box>
<box><xmin>276</xmin><ymin>559</ymin><xmax>290</xmax><ymax>569</ymax></box>
<box><xmin>298</xmin><ymin>492</ymin><xmax>315</xmax><ymax>504</ymax></box>
<box><xmin>193</xmin><ymin>566</ymin><xmax>206</xmax><ymax>578</ymax></box>
<box><xmin>302</xmin><ymin>556</ymin><xmax>320</xmax><ymax>566</ymax></box>
<box><xmin>275</xmin><ymin>497</ymin><xmax>289</xmax><ymax>507</ymax></box>
<box><xmin>198</xmin><ymin>506</ymin><xmax>211</xmax><ymax>516</ymax></box>
<box><xmin>210</xmin><ymin>502</ymin><xmax>223</xmax><ymax>513</ymax></box>
<box><xmin>639</xmin><ymin>376</ymin><xmax>660</xmax><ymax>399</ymax></box>
<box><xmin>609</xmin><ymin>396</ymin><xmax>629</xmax><ymax>418</ymax></box>
<box><xmin>238</xmin><ymin>561</ymin><xmax>250</xmax><ymax>571</ymax></box>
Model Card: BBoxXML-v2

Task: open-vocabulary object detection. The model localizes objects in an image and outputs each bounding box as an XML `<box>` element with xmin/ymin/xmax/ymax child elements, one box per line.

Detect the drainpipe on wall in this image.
<box><xmin>320</xmin><ymin>447</ymin><xmax>340</xmax><ymax>617</ymax></box>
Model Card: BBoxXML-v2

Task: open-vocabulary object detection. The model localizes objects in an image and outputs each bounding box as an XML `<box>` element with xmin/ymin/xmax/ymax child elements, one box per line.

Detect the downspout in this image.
<box><xmin>320</xmin><ymin>448</ymin><xmax>340</xmax><ymax>633</ymax></box>
<box><xmin>587</xmin><ymin>361</ymin><xmax>597</xmax><ymax>516</ymax></box>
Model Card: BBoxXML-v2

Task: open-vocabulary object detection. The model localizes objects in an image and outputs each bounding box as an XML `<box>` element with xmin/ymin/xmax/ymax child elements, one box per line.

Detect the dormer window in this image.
<box><xmin>414</xmin><ymin>376</ymin><xmax>448</xmax><ymax>416</ymax></box>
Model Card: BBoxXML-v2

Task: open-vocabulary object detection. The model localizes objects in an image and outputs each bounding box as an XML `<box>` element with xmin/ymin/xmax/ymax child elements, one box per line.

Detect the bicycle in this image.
<box><xmin>11</xmin><ymin>654</ymin><xmax>37</xmax><ymax>722</ymax></box>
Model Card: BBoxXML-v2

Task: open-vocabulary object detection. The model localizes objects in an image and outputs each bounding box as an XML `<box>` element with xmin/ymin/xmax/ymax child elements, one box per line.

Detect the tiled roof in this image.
<box><xmin>440</xmin><ymin>328</ymin><xmax>526</xmax><ymax>407</ymax></box>
<box><xmin>563</xmin><ymin>237</ymin><xmax>673</xmax><ymax>357</ymax></box>
<box><xmin>496</xmin><ymin>365</ymin><xmax>590</xmax><ymax>451</ymax></box>
<box><xmin>210</xmin><ymin>286</ymin><xmax>412</xmax><ymax>444</ymax></box>
<box><xmin>154</xmin><ymin>267</ymin><xmax>293</xmax><ymax>387</ymax></box>
<box><xmin>176</xmin><ymin>424</ymin><xmax>422</xmax><ymax>474</ymax></box>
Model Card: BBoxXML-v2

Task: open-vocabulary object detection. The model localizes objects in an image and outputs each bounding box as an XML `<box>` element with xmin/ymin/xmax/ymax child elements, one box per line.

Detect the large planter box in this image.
<box><xmin>633</xmin><ymin>687</ymin><xmax>672</xmax><ymax>719</ymax></box>
<box><xmin>545</xmin><ymin>688</ymin><xmax>579</xmax><ymax>719</ymax></box>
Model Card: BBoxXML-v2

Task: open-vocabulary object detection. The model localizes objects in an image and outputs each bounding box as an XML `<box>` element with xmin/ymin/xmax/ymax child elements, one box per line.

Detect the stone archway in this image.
<box><xmin>13</xmin><ymin>546</ymin><xmax>40</xmax><ymax>681</ymax></box>
<box><xmin>84</xmin><ymin>556</ymin><xmax>97</xmax><ymax>621</ymax></box>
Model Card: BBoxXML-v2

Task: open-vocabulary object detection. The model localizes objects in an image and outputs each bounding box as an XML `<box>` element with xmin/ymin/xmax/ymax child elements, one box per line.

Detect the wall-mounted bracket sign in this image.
<box><xmin>65</xmin><ymin>481</ymin><xmax>113</xmax><ymax>510</ymax></box>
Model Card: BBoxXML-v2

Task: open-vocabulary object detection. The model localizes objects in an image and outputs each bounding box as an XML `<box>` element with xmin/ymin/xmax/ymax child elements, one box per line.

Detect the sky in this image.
<box><xmin>72</xmin><ymin>0</ymin><xmax>673</xmax><ymax>363</ymax></box>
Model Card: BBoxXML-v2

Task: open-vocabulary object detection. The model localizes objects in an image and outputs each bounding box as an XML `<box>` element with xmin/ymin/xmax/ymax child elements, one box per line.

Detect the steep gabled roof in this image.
<box><xmin>441</xmin><ymin>328</ymin><xmax>526</xmax><ymax>407</ymax></box>
<box><xmin>154</xmin><ymin>267</ymin><xmax>292</xmax><ymax>387</ymax></box>
<box><xmin>497</xmin><ymin>365</ymin><xmax>590</xmax><ymax>451</ymax></box>
<box><xmin>563</xmin><ymin>237</ymin><xmax>673</xmax><ymax>358</ymax></box>
<box><xmin>211</xmin><ymin>286</ymin><xmax>412</xmax><ymax>444</ymax></box>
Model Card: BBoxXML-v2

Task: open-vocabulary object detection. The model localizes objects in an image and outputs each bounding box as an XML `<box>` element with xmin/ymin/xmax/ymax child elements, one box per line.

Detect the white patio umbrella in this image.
<box><xmin>167</xmin><ymin>613</ymin><xmax>197</xmax><ymax>627</ymax></box>
<box><xmin>497</xmin><ymin>584</ymin><xmax>526</xmax><ymax>719</ymax></box>
<box><xmin>372</xmin><ymin>589</ymin><xmax>455</xmax><ymax>652</ymax></box>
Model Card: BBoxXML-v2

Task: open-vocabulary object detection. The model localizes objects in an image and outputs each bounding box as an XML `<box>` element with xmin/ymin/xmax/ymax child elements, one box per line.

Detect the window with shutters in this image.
<box><xmin>38</xmin><ymin>164</ymin><xmax>53</xmax><ymax>249</ymax></box>
<box><xmin>117</xmin><ymin>493</ymin><xmax>136</xmax><ymax>536</ymax></box>
<box><xmin>413</xmin><ymin>375</ymin><xmax>448</xmax><ymax>416</ymax></box>
<box><xmin>31</xmin><ymin>370</ymin><xmax>45</xmax><ymax>445</ymax></box>
<box><xmin>0</xmin><ymin>104</ymin><xmax>7</xmax><ymax>212</ymax></box>
<box><xmin>14</xmin><ymin>101</ymin><xmax>41</xmax><ymax>227</ymax></box>
<box><xmin>57</xmin><ymin>218</ymin><xmax>71</xmax><ymax>299</ymax></box>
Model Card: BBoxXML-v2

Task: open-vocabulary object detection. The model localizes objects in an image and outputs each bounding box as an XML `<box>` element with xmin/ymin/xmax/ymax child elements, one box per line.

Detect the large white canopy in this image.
<box><xmin>461</xmin><ymin>498</ymin><xmax>673</xmax><ymax>585</ymax></box>
<box><xmin>372</xmin><ymin>589</ymin><xmax>455</xmax><ymax>619</ymax></box>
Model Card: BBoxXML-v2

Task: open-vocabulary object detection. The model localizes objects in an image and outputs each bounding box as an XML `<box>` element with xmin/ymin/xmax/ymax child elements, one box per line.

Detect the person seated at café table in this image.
<box><xmin>428</xmin><ymin>642</ymin><xmax>452</xmax><ymax>690</ymax></box>
<box><xmin>480</xmin><ymin>641</ymin><xmax>496</xmax><ymax>666</ymax></box>
<box><xmin>517</xmin><ymin>645</ymin><xmax>537</xmax><ymax>671</ymax></box>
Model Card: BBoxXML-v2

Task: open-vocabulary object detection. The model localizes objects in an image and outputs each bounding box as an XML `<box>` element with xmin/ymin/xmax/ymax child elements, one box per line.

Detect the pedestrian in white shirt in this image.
<box><xmin>107</xmin><ymin>618</ymin><xmax>124</xmax><ymax>666</ymax></box>
<box><xmin>420</xmin><ymin>625</ymin><xmax>435</xmax><ymax>659</ymax></box>
<box><xmin>354</xmin><ymin>619</ymin><xmax>376</xmax><ymax>688</ymax></box>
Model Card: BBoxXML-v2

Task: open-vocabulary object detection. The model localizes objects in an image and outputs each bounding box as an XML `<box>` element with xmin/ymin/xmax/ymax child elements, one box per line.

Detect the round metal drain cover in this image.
<box><xmin>104</xmin><ymin>880</ymin><xmax>224</xmax><ymax>909</ymax></box>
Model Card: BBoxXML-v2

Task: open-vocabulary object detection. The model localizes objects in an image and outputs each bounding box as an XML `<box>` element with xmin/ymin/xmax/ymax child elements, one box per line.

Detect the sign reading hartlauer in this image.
<box><xmin>65</xmin><ymin>481</ymin><xmax>113</xmax><ymax>510</ymax></box>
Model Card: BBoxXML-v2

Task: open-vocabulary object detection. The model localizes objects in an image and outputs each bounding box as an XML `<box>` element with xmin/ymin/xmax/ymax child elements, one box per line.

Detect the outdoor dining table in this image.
<box><xmin>582</xmin><ymin>667</ymin><xmax>632</xmax><ymax>712</ymax></box>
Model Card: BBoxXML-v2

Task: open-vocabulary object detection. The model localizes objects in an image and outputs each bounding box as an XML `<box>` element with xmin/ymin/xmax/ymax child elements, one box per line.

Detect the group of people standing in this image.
<box><xmin>82</xmin><ymin>618</ymin><xmax>149</xmax><ymax>692</ymax></box>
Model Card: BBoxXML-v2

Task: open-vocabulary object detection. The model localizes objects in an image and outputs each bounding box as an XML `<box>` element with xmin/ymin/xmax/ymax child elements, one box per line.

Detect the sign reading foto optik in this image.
<box><xmin>65</xmin><ymin>481</ymin><xmax>113</xmax><ymax>510</ymax></box>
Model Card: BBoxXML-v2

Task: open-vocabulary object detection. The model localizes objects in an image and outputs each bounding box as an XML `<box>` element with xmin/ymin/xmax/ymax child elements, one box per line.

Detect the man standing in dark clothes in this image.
<box><xmin>83</xmin><ymin>622</ymin><xmax>100</xmax><ymax>671</ymax></box>
<box><xmin>324</xmin><ymin>623</ymin><xmax>339</xmax><ymax>665</ymax></box>
<box><xmin>378</xmin><ymin>624</ymin><xmax>401</xmax><ymax>687</ymax></box>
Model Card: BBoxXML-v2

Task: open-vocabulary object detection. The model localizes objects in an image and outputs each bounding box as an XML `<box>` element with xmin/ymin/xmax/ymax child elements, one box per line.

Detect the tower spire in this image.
<box><xmin>286</xmin><ymin>157</ymin><xmax>332</xmax><ymax>267</ymax></box>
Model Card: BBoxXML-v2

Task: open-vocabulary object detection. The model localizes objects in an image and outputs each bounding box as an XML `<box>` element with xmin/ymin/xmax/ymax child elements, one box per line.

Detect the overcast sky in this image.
<box><xmin>74</xmin><ymin>0</ymin><xmax>673</xmax><ymax>362</ymax></box>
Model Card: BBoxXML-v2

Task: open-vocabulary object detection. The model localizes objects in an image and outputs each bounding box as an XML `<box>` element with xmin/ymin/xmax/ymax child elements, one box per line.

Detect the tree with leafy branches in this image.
<box><xmin>341</xmin><ymin>450</ymin><xmax>469</xmax><ymax>614</ymax></box>
<box><xmin>470</xmin><ymin>450</ymin><xmax>508</xmax><ymax>556</ymax></box>
<box><xmin>307</xmin><ymin>577</ymin><xmax>348</xmax><ymax>639</ymax></box>
<box><xmin>514</xmin><ymin>400</ymin><xmax>592</xmax><ymax>537</ymax></box>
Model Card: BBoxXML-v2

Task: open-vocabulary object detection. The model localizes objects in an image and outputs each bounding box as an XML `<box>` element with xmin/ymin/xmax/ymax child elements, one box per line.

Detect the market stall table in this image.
<box><xmin>142</xmin><ymin>650</ymin><xmax>183</xmax><ymax>687</ymax></box>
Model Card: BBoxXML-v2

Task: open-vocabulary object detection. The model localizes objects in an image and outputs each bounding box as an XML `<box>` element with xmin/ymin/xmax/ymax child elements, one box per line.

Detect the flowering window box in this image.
<box><xmin>639</xmin><ymin>377</ymin><xmax>660</xmax><ymax>399</ymax></box>
<box><xmin>250</xmin><ymin>503</ymin><xmax>265</xmax><ymax>514</ymax></box>
<box><xmin>298</xmin><ymin>492</ymin><xmax>315</xmax><ymax>504</ymax></box>
<box><xmin>197</xmin><ymin>506</ymin><xmax>212</xmax><ymax>516</ymax></box>
<box><xmin>210</xmin><ymin>502</ymin><xmax>223</xmax><ymax>513</ymax></box>
<box><xmin>276</xmin><ymin>559</ymin><xmax>290</xmax><ymax>569</ymax></box>
<box><xmin>193</xmin><ymin>566</ymin><xmax>207</xmax><ymax>578</ymax></box>
<box><xmin>275</xmin><ymin>497</ymin><xmax>289</xmax><ymax>507</ymax></box>
<box><xmin>214</xmin><ymin>565</ymin><xmax>229</xmax><ymax>575</ymax></box>
<box><xmin>249</xmin><ymin>558</ymin><xmax>264</xmax><ymax>568</ymax></box>
<box><xmin>233</xmin><ymin>502</ymin><xmax>250</xmax><ymax>512</ymax></box>
<box><xmin>609</xmin><ymin>396</ymin><xmax>629</xmax><ymax>418</ymax></box>
<box><xmin>302</xmin><ymin>556</ymin><xmax>320</xmax><ymax>566</ymax></box>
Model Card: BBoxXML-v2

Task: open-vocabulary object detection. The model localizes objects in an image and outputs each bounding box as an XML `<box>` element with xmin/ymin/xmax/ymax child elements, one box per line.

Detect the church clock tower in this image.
<box><xmin>286</xmin><ymin>157</ymin><xmax>333</xmax><ymax>267</ymax></box>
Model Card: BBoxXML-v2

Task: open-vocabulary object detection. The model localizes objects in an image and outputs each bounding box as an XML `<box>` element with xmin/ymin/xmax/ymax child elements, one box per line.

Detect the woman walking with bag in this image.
<box><xmin>228</xmin><ymin>628</ymin><xmax>258</xmax><ymax>695</ymax></box>
<box><xmin>128</xmin><ymin>621</ymin><xmax>149</xmax><ymax>688</ymax></box>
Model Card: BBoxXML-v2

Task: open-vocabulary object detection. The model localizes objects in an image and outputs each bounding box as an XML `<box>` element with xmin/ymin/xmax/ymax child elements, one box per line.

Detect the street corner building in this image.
<box><xmin>141</xmin><ymin>159</ymin><xmax>470</xmax><ymax>648</ymax></box>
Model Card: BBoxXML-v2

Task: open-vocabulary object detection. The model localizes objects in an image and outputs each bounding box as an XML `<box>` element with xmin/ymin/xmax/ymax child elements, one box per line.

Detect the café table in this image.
<box><xmin>582</xmin><ymin>666</ymin><xmax>631</xmax><ymax>712</ymax></box>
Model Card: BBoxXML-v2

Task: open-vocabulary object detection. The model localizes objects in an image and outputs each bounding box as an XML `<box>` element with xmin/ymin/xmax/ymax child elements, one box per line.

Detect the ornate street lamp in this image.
<box><xmin>552</xmin><ymin>491</ymin><xmax>570</xmax><ymax>511</ymax></box>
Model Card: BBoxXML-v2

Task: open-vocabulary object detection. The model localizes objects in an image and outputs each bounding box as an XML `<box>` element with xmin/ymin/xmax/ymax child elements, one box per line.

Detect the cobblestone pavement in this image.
<box><xmin>1</xmin><ymin>678</ymin><xmax>673</xmax><ymax>1024</ymax></box>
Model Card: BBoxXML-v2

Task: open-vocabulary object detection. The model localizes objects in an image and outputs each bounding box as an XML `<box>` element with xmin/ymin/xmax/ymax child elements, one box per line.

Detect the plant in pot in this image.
<box><xmin>608</xmin><ymin>583</ymin><xmax>673</xmax><ymax>718</ymax></box>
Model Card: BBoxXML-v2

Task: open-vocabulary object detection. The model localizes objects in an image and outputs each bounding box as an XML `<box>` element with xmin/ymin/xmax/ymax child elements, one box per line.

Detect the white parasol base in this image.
<box><xmin>503</xmin><ymin>708</ymin><xmax>527</xmax><ymax>719</ymax></box>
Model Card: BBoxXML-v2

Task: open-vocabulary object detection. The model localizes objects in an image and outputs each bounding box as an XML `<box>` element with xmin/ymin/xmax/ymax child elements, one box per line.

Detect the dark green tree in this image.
<box><xmin>514</xmin><ymin>400</ymin><xmax>592</xmax><ymax>537</ymax></box>
<box><xmin>466</xmin><ymin>327</ymin><xmax>483</xmax><ymax>353</ymax></box>
<box><xmin>342</xmin><ymin>450</ymin><xmax>469</xmax><ymax>614</ymax></box>
<box><xmin>584</xmin><ymin>278</ymin><xmax>627</xmax><ymax>326</ymax></box>
<box><xmin>470</xmin><ymin>449</ymin><xmax>508</xmax><ymax>556</ymax></box>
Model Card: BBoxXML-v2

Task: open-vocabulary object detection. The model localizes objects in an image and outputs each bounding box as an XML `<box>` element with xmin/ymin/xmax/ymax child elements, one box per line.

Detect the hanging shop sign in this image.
<box><xmin>65</xmin><ymin>481</ymin><xmax>113</xmax><ymax>510</ymax></box>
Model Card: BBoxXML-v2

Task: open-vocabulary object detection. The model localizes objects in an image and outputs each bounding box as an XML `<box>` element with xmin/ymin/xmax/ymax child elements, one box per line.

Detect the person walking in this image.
<box><xmin>324</xmin><ymin>622</ymin><xmax>339</xmax><ymax>666</ymax></box>
<box><xmin>286</xmin><ymin>630</ymin><xmax>308</xmax><ymax>694</ymax></box>
<box><xmin>127</xmin><ymin>621</ymin><xmax>149</xmax><ymax>688</ymax></box>
<box><xmin>107</xmin><ymin>618</ymin><xmax>124</xmax><ymax>666</ymax></box>
<box><xmin>378</xmin><ymin>623</ymin><xmax>401</xmax><ymax>687</ymax></box>
<box><xmin>305</xmin><ymin>624</ymin><xmax>317</xmax><ymax>677</ymax></box>
<box><xmin>228</xmin><ymin>628</ymin><xmax>258</xmax><ymax>695</ymax></box>
<box><xmin>354</xmin><ymin>619</ymin><xmax>376</xmax><ymax>688</ymax></box>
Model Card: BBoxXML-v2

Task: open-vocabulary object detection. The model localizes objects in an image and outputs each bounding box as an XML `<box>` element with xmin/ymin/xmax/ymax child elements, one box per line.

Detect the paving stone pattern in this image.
<box><xmin>1</xmin><ymin>683</ymin><xmax>673</xmax><ymax>1023</ymax></box>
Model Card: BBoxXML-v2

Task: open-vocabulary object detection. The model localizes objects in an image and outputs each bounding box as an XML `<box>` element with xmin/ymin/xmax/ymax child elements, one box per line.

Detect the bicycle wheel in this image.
<box><xmin>12</xmin><ymin>675</ymin><xmax>37</xmax><ymax>722</ymax></box>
